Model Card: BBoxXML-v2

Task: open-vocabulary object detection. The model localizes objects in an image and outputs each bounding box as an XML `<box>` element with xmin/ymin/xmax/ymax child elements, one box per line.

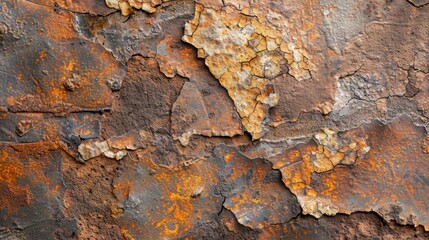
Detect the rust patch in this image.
<box><xmin>269</xmin><ymin>116</ymin><xmax>429</xmax><ymax>230</ymax></box>
<box><xmin>32</xmin><ymin>0</ymin><xmax>116</xmax><ymax>15</ymax></box>
<box><xmin>113</xmin><ymin>143</ymin><xmax>301</xmax><ymax>238</ymax></box>
<box><xmin>112</xmin><ymin>156</ymin><xmax>224</xmax><ymax>239</ymax></box>
<box><xmin>0</xmin><ymin>143</ymin><xmax>78</xmax><ymax>238</ymax></box>
<box><xmin>214</xmin><ymin>144</ymin><xmax>300</xmax><ymax>230</ymax></box>
<box><xmin>182</xmin><ymin>1</ymin><xmax>339</xmax><ymax>139</ymax></box>
<box><xmin>105</xmin><ymin>0</ymin><xmax>165</xmax><ymax>15</ymax></box>
<box><xmin>0</xmin><ymin>0</ymin><xmax>125</xmax><ymax>113</ymax></box>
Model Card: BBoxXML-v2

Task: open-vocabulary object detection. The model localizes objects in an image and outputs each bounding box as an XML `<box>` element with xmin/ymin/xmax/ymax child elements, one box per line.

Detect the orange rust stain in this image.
<box><xmin>35</xmin><ymin>50</ymin><xmax>48</xmax><ymax>64</ymax></box>
<box><xmin>42</xmin><ymin>10</ymin><xmax>77</xmax><ymax>41</ymax></box>
<box><xmin>320</xmin><ymin>171</ymin><xmax>338</xmax><ymax>199</ymax></box>
<box><xmin>0</xmin><ymin>147</ymin><xmax>37</xmax><ymax>214</ymax></box>
<box><xmin>113</xmin><ymin>180</ymin><xmax>133</xmax><ymax>199</ymax></box>
<box><xmin>8</xmin><ymin>142</ymin><xmax>60</xmax><ymax>190</ymax></box>
<box><xmin>17</xmin><ymin>73</ymin><xmax>23</xmax><ymax>81</ymax></box>
<box><xmin>62</xmin><ymin>59</ymin><xmax>78</xmax><ymax>74</ymax></box>
<box><xmin>0</xmin><ymin>161</ymin><xmax>24</xmax><ymax>184</ymax></box>
<box><xmin>152</xmin><ymin>166</ymin><xmax>206</xmax><ymax>236</ymax></box>
<box><xmin>0</xmin><ymin>183</ymin><xmax>32</xmax><ymax>215</ymax></box>
<box><xmin>120</xmin><ymin>227</ymin><xmax>135</xmax><ymax>240</ymax></box>
<box><xmin>116</xmin><ymin>156</ymin><xmax>221</xmax><ymax>239</ymax></box>
<box><xmin>48</xmin><ymin>87</ymin><xmax>67</xmax><ymax>102</ymax></box>
<box><xmin>224</xmin><ymin>152</ymin><xmax>235</xmax><ymax>162</ymax></box>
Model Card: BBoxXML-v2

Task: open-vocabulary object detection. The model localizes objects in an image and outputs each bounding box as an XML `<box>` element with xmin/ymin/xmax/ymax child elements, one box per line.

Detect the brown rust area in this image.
<box><xmin>171</xmin><ymin>81</ymin><xmax>243</xmax><ymax>146</ymax></box>
<box><xmin>0</xmin><ymin>182</ymin><xmax>31</xmax><ymax>216</ymax></box>
<box><xmin>214</xmin><ymin>145</ymin><xmax>300</xmax><ymax>230</ymax></box>
<box><xmin>0</xmin><ymin>142</ymin><xmax>78</xmax><ymax>238</ymax></box>
<box><xmin>112</xmin><ymin>155</ymin><xmax>224</xmax><ymax>239</ymax></box>
<box><xmin>1</xmin><ymin>0</ymin><xmax>429</xmax><ymax>238</ymax></box>
<box><xmin>269</xmin><ymin>116</ymin><xmax>429</xmax><ymax>230</ymax></box>
<box><xmin>104</xmin><ymin>0</ymin><xmax>172</xmax><ymax>15</ymax></box>
<box><xmin>32</xmin><ymin>0</ymin><xmax>116</xmax><ymax>15</ymax></box>
<box><xmin>61</xmin><ymin>153</ymin><xmax>124</xmax><ymax>239</ymax></box>
<box><xmin>0</xmin><ymin>0</ymin><xmax>125</xmax><ymax>113</ymax></box>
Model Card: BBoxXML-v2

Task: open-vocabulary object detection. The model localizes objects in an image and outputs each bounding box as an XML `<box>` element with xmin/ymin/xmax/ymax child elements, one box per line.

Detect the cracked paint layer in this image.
<box><xmin>269</xmin><ymin>116</ymin><xmax>429</xmax><ymax>230</ymax></box>
<box><xmin>1</xmin><ymin>0</ymin><xmax>429</xmax><ymax>238</ymax></box>
<box><xmin>75</xmin><ymin>1</ymin><xmax>244</xmax><ymax>144</ymax></box>
<box><xmin>105</xmin><ymin>0</ymin><xmax>171</xmax><ymax>15</ymax></box>
<box><xmin>182</xmin><ymin>4</ymin><xmax>287</xmax><ymax>139</ymax></box>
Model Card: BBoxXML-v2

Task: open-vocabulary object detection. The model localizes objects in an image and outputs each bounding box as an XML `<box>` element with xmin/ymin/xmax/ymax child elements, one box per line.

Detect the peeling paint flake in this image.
<box><xmin>182</xmin><ymin>2</ymin><xmax>330</xmax><ymax>139</ymax></box>
<box><xmin>269</xmin><ymin>116</ymin><xmax>429</xmax><ymax>230</ymax></box>
<box><xmin>105</xmin><ymin>0</ymin><xmax>171</xmax><ymax>15</ymax></box>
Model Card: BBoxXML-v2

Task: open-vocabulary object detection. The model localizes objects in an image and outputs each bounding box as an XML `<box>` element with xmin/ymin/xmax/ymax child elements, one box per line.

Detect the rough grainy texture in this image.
<box><xmin>1</xmin><ymin>0</ymin><xmax>428</xmax><ymax>239</ymax></box>
<box><xmin>269</xmin><ymin>116</ymin><xmax>429</xmax><ymax>228</ymax></box>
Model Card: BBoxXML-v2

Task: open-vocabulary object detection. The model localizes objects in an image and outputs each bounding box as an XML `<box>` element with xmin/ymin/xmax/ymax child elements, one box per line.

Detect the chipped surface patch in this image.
<box><xmin>269</xmin><ymin>127</ymin><xmax>370</xmax><ymax>217</ymax></box>
<box><xmin>214</xmin><ymin>144</ymin><xmax>300</xmax><ymax>230</ymax></box>
<box><xmin>183</xmin><ymin>4</ymin><xmax>289</xmax><ymax>139</ymax></box>
<box><xmin>269</xmin><ymin>116</ymin><xmax>429</xmax><ymax>230</ymax></box>
<box><xmin>105</xmin><ymin>0</ymin><xmax>172</xmax><ymax>15</ymax></box>
<box><xmin>78</xmin><ymin>130</ymin><xmax>144</xmax><ymax>161</ymax></box>
<box><xmin>171</xmin><ymin>82</ymin><xmax>243</xmax><ymax>145</ymax></box>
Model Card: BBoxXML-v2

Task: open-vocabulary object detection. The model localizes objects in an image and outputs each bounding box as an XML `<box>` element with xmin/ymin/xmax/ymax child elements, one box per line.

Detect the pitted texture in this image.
<box><xmin>1</xmin><ymin>0</ymin><xmax>429</xmax><ymax>239</ymax></box>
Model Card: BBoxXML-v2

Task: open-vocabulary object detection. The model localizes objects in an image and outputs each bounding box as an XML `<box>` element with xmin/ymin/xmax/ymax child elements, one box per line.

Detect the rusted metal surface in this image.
<box><xmin>269</xmin><ymin>116</ymin><xmax>429</xmax><ymax>230</ymax></box>
<box><xmin>112</xmin><ymin>144</ymin><xmax>300</xmax><ymax>239</ymax></box>
<box><xmin>1</xmin><ymin>0</ymin><xmax>429</xmax><ymax>239</ymax></box>
<box><xmin>0</xmin><ymin>143</ymin><xmax>78</xmax><ymax>239</ymax></box>
<box><xmin>214</xmin><ymin>144</ymin><xmax>300</xmax><ymax>230</ymax></box>
<box><xmin>0</xmin><ymin>0</ymin><xmax>125</xmax><ymax>113</ymax></box>
<box><xmin>112</xmin><ymin>154</ymin><xmax>224</xmax><ymax>239</ymax></box>
<box><xmin>32</xmin><ymin>0</ymin><xmax>116</xmax><ymax>15</ymax></box>
<box><xmin>0</xmin><ymin>112</ymin><xmax>100</xmax><ymax>143</ymax></box>
<box><xmin>74</xmin><ymin>1</ymin><xmax>244</xmax><ymax>144</ymax></box>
